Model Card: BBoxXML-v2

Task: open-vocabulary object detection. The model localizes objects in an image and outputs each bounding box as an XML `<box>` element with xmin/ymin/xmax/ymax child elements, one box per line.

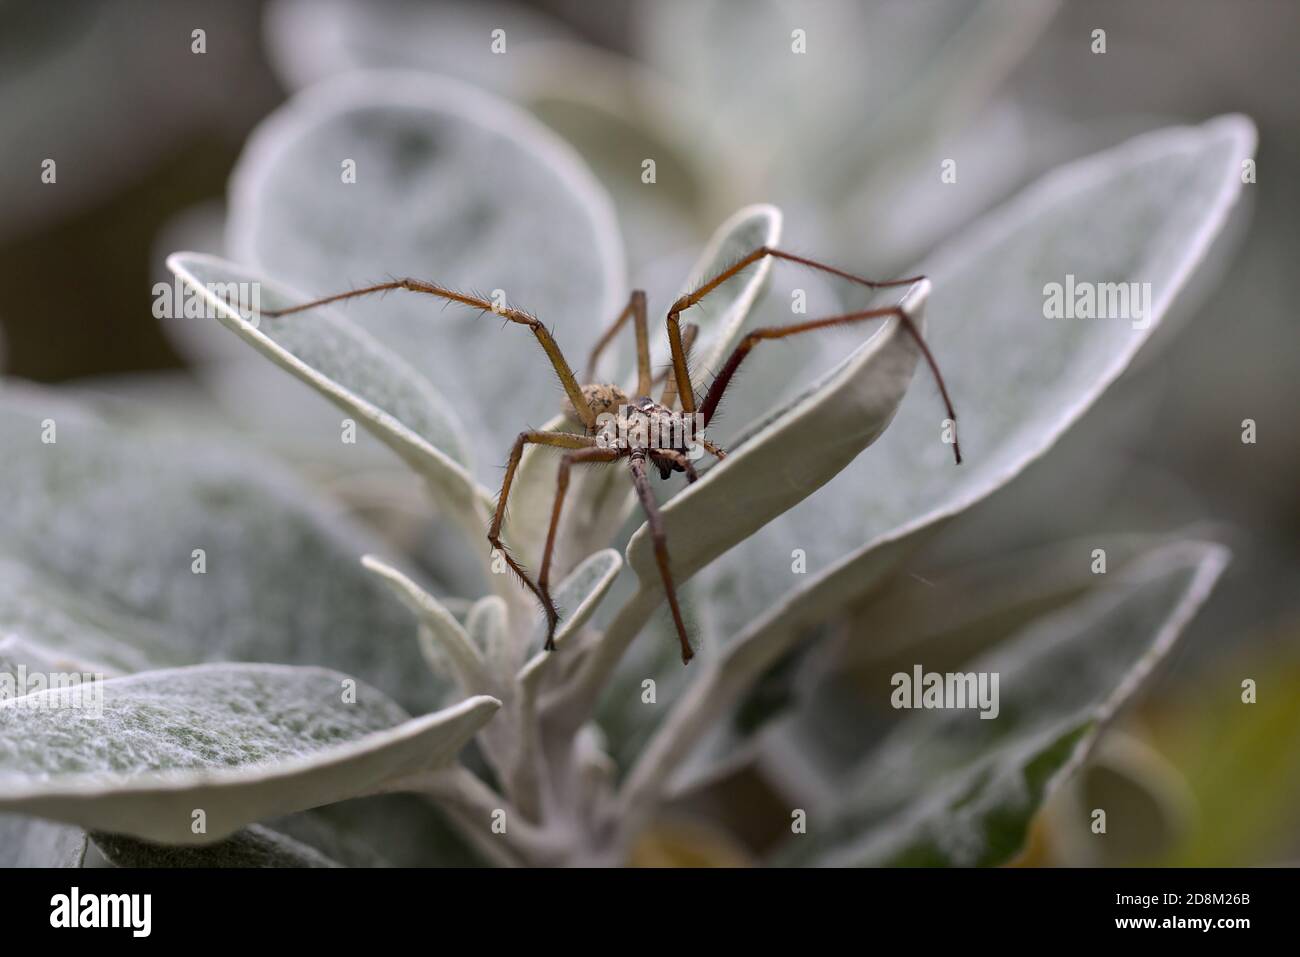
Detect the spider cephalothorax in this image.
<box><xmin>563</xmin><ymin>386</ymin><xmax>699</xmax><ymax>477</ymax></box>
<box><xmin>596</xmin><ymin>396</ymin><xmax>701</xmax><ymax>480</ymax></box>
<box><xmin>262</xmin><ymin>245</ymin><xmax>960</xmax><ymax>664</ymax></box>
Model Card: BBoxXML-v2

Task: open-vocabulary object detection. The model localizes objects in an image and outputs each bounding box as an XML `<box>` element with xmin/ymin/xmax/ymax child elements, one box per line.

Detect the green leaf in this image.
<box><xmin>564</xmin><ymin>279</ymin><xmax>926</xmax><ymax>719</ymax></box>
<box><xmin>0</xmin><ymin>663</ymin><xmax>499</xmax><ymax>844</ymax></box>
<box><xmin>466</xmin><ymin>596</ymin><xmax>512</xmax><ymax>682</ymax></box>
<box><xmin>518</xmin><ymin>548</ymin><xmax>622</xmax><ymax>693</ymax></box>
<box><xmin>834</xmin><ymin>532</ymin><xmax>1206</xmax><ymax>687</ymax></box>
<box><xmin>362</xmin><ymin>555</ymin><xmax>491</xmax><ymax>695</ymax></box>
<box><xmin>644</xmin><ymin>115</ymin><xmax>1255</xmax><ymax>718</ymax></box>
<box><xmin>739</xmin><ymin>532</ymin><xmax>1206</xmax><ymax>800</ymax></box>
<box><xmin>0</xmin><ymin>382</ymin><xmax>449</xmax><ymax>712</ymax></box>
<box><xmin>168</xmin><ymin>251</ymin><xmax>493</xmax><ymax>550</ymax></box>
<box><xmin>90</xmin><ymin>824</ymin><xmax>342</xmax><ymax>868</ymax></box>
<box><xmin>777</xmin><ymin>541</ymin><xmax>1228</xmax><ymax>866</ymax></box>
<box><xmin>554</xmin><ymin>117</ymin><xmax>1255</xmax><ymax>795</ymax></box>
<box><xmin>633</xmin><ymin>278</ymin><xmax>927</xmax><ymax>590</ymax></box>
<box><xmin>0</xmin><ymin>552</ymin><xmax>186</xmax><ymax>676</ymax></box>
<box><xmin>227</xmin><ymin>70</ymin><xmax>624</xmax><ymax>474</ymax></box>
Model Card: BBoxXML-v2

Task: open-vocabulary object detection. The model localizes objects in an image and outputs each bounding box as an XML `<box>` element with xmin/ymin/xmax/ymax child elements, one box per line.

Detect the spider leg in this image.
<box><xmin>537</xmin><ymin>444</ymin><xmax>624</xmax><ymax>650</ymax></box>
<box><xmin>489</xmin><ymin>430</ymin><xmax>599</xmax><ymax>633</ymax></box>
<box><xmin>699</xmin><ymin>305</ymin><xmax>961</xmax><ymax>463</ymax></box>
<box><xmin>667</xmin><ymin>246</ymin><xmax>958</xmax><ymax>463</ymax></box>
<box><xmin>263</xmin><ymin>278</ymin><xmax>597</xmax><ymax>430</ymax></box>
<box><xmin>657</xmin><ymin>322</ymin><xmax>698</xmax><ymax>409</ymax></box>
<box><xmin>698</xmin><ymin>437</ymin><xmax>726</xmax><ymax>461</ymax></box>
<box><xmin>585</xmin><ymin>290</ymin><xmax>651</xmax><ymax>397</ymax></box>
<box><xmin>628</xmin><ymin>453</ymin><xmax>693</xmax><ymax>664</ymax></box>
<box><xmin>655</xmin><ymin>449</ymin><xmax>699</xmax><ymax>484</ymax></box>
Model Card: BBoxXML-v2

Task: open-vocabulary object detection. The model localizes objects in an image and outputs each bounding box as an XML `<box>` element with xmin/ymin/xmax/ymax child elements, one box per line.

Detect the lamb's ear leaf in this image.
<box><xmin>0</xmin><ymin>814</ymin><xmax>87</xmax><ymax>867</ymax></box>
<box><xmin>776</xmin><ymin>541</ymin><xmax>1228</xmax><ymax>867</ymax></box>
<box><xmin>227</xmin><ymin>70</ymin><xmax>625</xmax><ymax>470</ymax></box>
<box><xmin>0</xmin><ymin>663</ymin><xmax>498</xmax><ymax>845</ymax></box>
<box><xmin>0</xmin><ymin>553</ymin><xmax>187</xmax><ymax>677</ymax></box>
<box><xmin>618</xmin><ymin>532</ymin><xmax>1185</xmax><ymax>820</ymax></box>
<box><xmin>0</xmin><ymin>383</ymin><xmax>451</xmax><ymax>713</ymax></box>
<box><xmin>168</xmin><ymin>253</ymin><xmax>490</xmax><ymax>542</ymax></box>
<box><xmin>361</xmin><ymin>555</ymin><xmax>491</xmax><ymax>694</ymax></box>
<box><xmin>635</xmin><ymin>114</ymin><xmax>1258</xmax><ymax>705</ymax></box>
<box><xmin>662</xmin><ymin>203</ymin><xmax>783</xmax><ymax>380</ymax></box>
<box><xmin>465</xmin><ymin>596</ymin><xmax>513</xmax><ymax>684</ymax></box>
<box><xmin>553</xmin><ymin>118</ymin><xmax>1254</xmax><ymax>732</ymax></box>
<box><xmin>89</xmin><ymin>824</ymin><xmax>342</xmax><ymax>868</ymax></box>
<box><xmin>518</xmin><ymin>549</ymin><xmax>622</xmax><ymax>692</ymax></box>
<box><xmin>267</xmin><ymin>794</ymin><xmax>488</xmax><ymax>867</ymax></box>
<box><xmin>628</xmin><ymin>279</ymin><xmax>927</xmax><ymax>590</ymax></box>
<box><xmin>562</xmin><ymin>281</ymin><xmax>926</xmax><ymax>715</ymax></box>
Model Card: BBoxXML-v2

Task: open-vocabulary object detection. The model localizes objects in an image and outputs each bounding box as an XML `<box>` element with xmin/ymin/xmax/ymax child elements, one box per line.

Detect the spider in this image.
<box><xmin>262</xmin><ymin>245</ymin><xmax>960</xmax><ymax>665</ymax></box>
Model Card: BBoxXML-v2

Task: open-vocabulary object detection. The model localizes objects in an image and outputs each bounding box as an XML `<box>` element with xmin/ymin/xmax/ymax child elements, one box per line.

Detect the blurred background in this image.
<box><xmin>0</xmin><ymin>0</ymin><xmax>1295</xmax><ymax>865</ymax></box>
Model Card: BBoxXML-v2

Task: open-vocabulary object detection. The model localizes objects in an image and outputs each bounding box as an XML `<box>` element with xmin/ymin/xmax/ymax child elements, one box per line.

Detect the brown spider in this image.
<box><xmin>263</xmin><ymin>246</ymin><xmax>960</xmax><ymax>665</ymax></box>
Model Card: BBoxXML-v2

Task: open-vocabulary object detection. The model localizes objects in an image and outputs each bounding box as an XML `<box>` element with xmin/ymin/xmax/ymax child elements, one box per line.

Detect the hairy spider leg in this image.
<box><xmin>584</xmin><ymin>297</ymin><xmax>699</xmax><ymax>407</ymax></box>
<box><xmin>663</xmin><ymin>246</ymin><xmax>959</xmax><ymax>463</ymax></box>
<box><xmin>700</xmin><ymin>304</ymin><xmax>960</xmax><ymax>462</ymax></box>
<box><xmin>263</xmin><ymin>278</ymin><xmax>598</xmax><ymax>430</ymax></box>
<box><xmin>697</xmin><ymin>437</ymin><xmax>727</xmax><ymax>461</ymax></box>
<box><xmin>657</xmin><ymin>322</ymin><xmax>697</xmax><ymax>409</ymax></box>
<box><xmin>489</xmin><ymin>430</ymin><xmax>599</xmax><ymax>638</ymax></box>
<box><xmin>537</xmin><ymin>444</ymin><xmax>625</xmax><ymax>649</ymax></box>
<box><xmin>585</xmin><ymin>290</ymin><xmax>651</xmax><ymax>397</ymax></box>
<box><xmin>629</xmin><ymin>453</ymin><xmax>694</xmax><ymax>664</ymax></box>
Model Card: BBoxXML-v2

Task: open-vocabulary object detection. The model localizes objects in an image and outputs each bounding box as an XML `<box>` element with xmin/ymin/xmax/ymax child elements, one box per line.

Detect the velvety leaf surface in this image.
<box><xmin>267</xmin><ymin>794</ymin><xmax>487</xmax><ymax>867</ymax></box>
<box><xmin>778</xmin><ymin>542</ymin><xmax>1227</xmax><ymax>866</ymax></box>
<box><xmin>227</xmin><ymin>70</ymin><xmax>624</xmax><ymax>476</ymax></box>
<box><xmin>518</xmin><ymin>548</ymin><xmax>622</xmax><ymax>692</ymax></box>
<box><xmin>0</xmin><ymin>382</ymin><xmax>449</xmax><ymax>712</ymax></box>
<box><xmin>0</xmin><ymin>553</ymin><xmax>185</xmax><ymax>676</ymax></box>
<box><xmin>0</xmin><ymin>663</ymin><xmax>499</xmax><ymax>844</ymax></box>
<box><xmin>678</xmin><ymin>116</ymin><xmax>1256</xmax><ymax>691</ymax></box>
<box><xmin>566</xmin><ymin>280</ymin><xmax>927</xmax><ymax>720</ymax></box>
<box><xmin>90</xmin><ymin>824</ymin><xmax>341</xmax><ymax>868</ymax></box>
<box><xmin>169</xmin><ymin>252</ymin><xmax>491</xmax><ymax>548</ymax></box>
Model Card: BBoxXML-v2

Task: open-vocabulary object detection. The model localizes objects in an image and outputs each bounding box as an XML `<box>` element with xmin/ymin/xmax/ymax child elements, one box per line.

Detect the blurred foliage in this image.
<box><xmin>0</xmin><ymin>0</ymin><xmax>1295</xmax><ymax>864</ymax></box>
